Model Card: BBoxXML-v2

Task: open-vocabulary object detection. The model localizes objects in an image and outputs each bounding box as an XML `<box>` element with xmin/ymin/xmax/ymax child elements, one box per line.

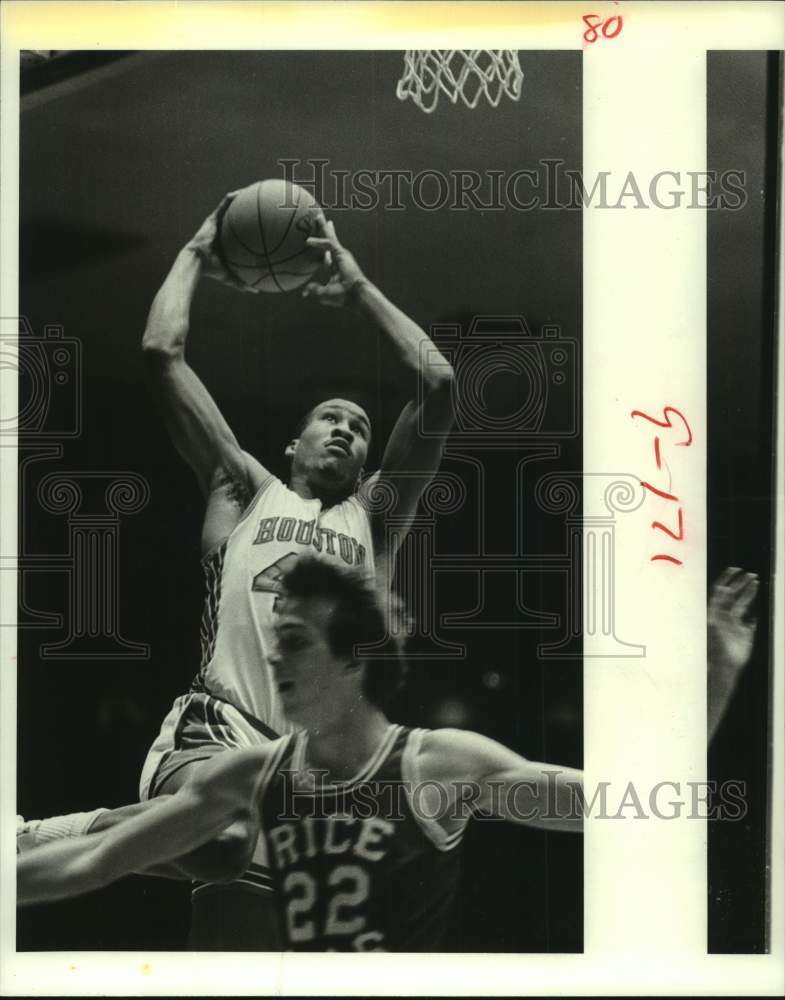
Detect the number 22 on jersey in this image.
<box><xmin>283</xmin><ymin>865</ymin><xmax>384</xmax><ymax>951</ymax></box>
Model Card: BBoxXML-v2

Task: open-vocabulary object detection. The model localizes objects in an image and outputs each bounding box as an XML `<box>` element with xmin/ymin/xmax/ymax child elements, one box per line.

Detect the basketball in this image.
<box><xmin>217</xmin><ymin>179</ymin><xmax>324</xmax><ymax>293</ymax></box>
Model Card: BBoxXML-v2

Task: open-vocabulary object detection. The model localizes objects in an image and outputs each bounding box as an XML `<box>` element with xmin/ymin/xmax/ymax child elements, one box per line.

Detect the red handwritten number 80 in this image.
<box><xmin>583</xmin><ymin>14</ymin><xmax>624</xmax><ymax>43</ymax></box>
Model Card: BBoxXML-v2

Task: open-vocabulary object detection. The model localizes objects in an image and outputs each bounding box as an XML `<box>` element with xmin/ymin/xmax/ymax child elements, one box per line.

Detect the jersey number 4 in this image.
<box><xmin>283</xmin><ymin>865</ymin><xmax>383</xmax><ymax>951</ymax></box>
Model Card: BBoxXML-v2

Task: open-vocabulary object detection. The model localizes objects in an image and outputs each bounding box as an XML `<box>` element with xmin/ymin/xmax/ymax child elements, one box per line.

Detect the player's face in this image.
<box><xmin>288</xmin><ymin>399</ymin><xmax>371</xmax><ymax>495</ymax></box>
<box><xmin>269</xmin><ymin>593</ymin><xmax>357</xmax><ymax>728</ymax></box>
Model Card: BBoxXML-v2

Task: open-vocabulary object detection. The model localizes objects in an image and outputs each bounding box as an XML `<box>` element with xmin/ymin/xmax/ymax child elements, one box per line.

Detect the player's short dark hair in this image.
<box><xmin>295</xmin><ymin>399</ymin><xmax>372</xmax><ymax>440</ymax></box>
<box><xmin>279</xmin><ymin>554</ymin><xmax>408</xmax><ymax>710</ymax></box>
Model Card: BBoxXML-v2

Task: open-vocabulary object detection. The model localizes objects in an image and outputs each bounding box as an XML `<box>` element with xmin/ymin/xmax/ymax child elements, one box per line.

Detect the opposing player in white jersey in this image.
<box><xmin>137</xmin><ymin>195</ymin><xmax>455</xmax><ymax>946</ymax></box>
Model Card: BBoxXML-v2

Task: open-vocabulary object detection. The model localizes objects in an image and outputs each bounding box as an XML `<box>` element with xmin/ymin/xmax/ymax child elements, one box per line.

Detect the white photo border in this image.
<box><xmin>1</xmin><ymin>2</ymin><xmax>783</xmax><ymax>995</ymax></box>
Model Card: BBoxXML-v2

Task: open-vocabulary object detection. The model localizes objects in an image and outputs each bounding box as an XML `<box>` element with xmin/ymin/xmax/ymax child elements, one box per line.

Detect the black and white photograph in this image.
<box><xmin>12</xmin><ymin>43</ymin><xmax>585</xmax><ymax>955</ymax></box>
<box><xmin>1</xmin><ymin>2</ymin><xmax>783</xmax><ymax>996</ymax></box>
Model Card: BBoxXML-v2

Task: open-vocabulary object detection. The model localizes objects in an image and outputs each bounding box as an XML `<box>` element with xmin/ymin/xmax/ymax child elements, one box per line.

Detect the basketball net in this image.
<box><xmin>396</xmin><ymin>50</ymin><xmax>523</xmax><ymax>114</ymax></box>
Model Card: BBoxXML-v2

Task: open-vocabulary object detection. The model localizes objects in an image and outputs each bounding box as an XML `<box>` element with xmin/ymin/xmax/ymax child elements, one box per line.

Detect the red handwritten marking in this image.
<box><xmin>640</xmin><ymin>480</ymin><xmax>679</xmax><ymax>502</ymax></box>
<box><xmin>630</xmin><ymin>406</ymin><xmax>693</xmax><ymax>447</ymax></box>
<box><xmin>633</xmin><ymin>403</ymin><xmax>691</xmax><ymax>567</ymax></box>
<box><xmin>583</xmin><ymin>13</ymin><xmax>624</xmax><ymax>44</ymax></box>
<box><xmin>652</xmin><ymin>506</ymin><xmax>684</xmax><ymax>541</ymax></box>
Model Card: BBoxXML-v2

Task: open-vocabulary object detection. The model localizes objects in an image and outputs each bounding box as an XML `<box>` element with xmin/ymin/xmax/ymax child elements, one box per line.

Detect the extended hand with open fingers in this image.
<box><xmin>185</xmin><ymin>191</ymin><xmax>257</xmax><ymax>293</ymax></box>
<box><xmin>302</xmin><ymin>213</ymin><xmax>368</xmax><ymax>308</ymax></box>
<box><xmin>708</xmin><ymin>566</ymin><xmax>759</xmax><ymax>674</ymax></box>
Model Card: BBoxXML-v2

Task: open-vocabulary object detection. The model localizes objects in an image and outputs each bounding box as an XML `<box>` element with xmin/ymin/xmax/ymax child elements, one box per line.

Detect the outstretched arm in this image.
<box><xmin>141</xmin><ymin>197</ymin><xmax>269</xmax><ymax>538</ymax></box>
<box><xmin>304</xmin><ymin>217</ymin><xmax>455</xmax><ymax>552</ymax></box>
<box><xmin>708</xmin><ymin>567</ymin><xmax>758</xmax><ymax>743</ymax></box>
<box><xmin>420</xmin><ymin>729</ymin><xmax>583</xmax><ymax>834</ymax></box>
<box><xmin>17</xmin><ymin>750</ymin><xmax>266</xmax><ymax>906</ymax></box>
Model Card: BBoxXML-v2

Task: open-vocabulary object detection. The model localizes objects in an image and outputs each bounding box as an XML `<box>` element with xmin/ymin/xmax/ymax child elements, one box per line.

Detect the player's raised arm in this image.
<box><xmin>141</xmin><ymin>195</ymin><xmax>266</xmax><ymax>506</ymax></box>
<box><xmin>17</xmin><ymin>750</ymin><xmax>267</xmax><ymax>906</ymax></box>
<box><xmin>708</xmin><ymin>567</ymin><xmax>758</xmax><ymax>743</ymax></box>
<box><xmin>304</xmin><ymin>217</ymin><xmax>455</xmax><ymax>546</ymax></box>
<box><xmin>420</xmin><ymin>728</ymin><xmax>584</xmax><ymax>834</ymax></box>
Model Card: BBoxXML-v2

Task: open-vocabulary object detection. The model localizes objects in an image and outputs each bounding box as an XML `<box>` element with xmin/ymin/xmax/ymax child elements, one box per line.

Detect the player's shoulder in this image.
<box><xmin>354</xmin><ymin>470</ymin><xmax>383</xmax><ymax>513</ymax></box>
<box><xmin>410</xmin><ymin>727</ymin><xmax>497</xmax><ymax>784</ymax></box>
<box><xmin>242</xmin><ymin>451</ymin><xmax>278</xmax><ymax>494</ymax></box>
<box><xmin>204</xmin><ymin>453</ymin><xmax>277</xmax><ymax>531</ymax></box>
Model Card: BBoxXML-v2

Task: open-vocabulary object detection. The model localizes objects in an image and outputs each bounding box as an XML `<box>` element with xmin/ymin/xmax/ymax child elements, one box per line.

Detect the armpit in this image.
<box><xmin>212</xmin><ymin>468</ymin><xmax>253</xmax><ymax>511</ymax></box>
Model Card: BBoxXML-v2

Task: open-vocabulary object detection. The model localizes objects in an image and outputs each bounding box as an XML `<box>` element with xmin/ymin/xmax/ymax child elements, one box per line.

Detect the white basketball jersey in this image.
<box><xmin>192</xmin><ymin>474</ymin><xmax>375</xmax><ymax>735</ymax></box>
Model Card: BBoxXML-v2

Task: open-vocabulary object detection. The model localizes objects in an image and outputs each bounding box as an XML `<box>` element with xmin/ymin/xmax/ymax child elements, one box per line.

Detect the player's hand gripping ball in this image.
<box><xmin>186</xmin><ymin>191</ymin><xmax>247</xmax><ymax>289</ymax></box>
<box><xmin>302</xmin><ymin>215</ymin><xmax>369</xmax><ymax>308</ymax></box>
<box><xmin>215</xmin><ymin>179</ymin><xmax>325</xmax><ymax>293</ymax></box>
<box><xmin>189</xmin><ymin>180</ymin><xmax>325</xmax><ymax>293</ymax></box>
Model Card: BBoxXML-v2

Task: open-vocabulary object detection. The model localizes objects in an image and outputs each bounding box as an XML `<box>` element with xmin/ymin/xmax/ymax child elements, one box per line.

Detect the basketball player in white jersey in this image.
<box><xmin>136</xmin><ymin>194</ymin><xmax>455</xmax><ymax>944</ymax></box>
<box><xmin>18</xmin><ymin>560</ymin><xmax>759</xmax><ymax>951</ymax></box>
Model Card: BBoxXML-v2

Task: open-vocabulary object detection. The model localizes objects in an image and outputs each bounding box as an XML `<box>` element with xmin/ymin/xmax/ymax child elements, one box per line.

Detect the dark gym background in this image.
<box><xmin>16</xmin><ymin>51</ymin><xmax>583</xmax><ymax>951</ymax></box>
<box><xmin>707</xmin><ymin>51</ymin><xmax>780</xmax><ymax>954</ymax></box>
